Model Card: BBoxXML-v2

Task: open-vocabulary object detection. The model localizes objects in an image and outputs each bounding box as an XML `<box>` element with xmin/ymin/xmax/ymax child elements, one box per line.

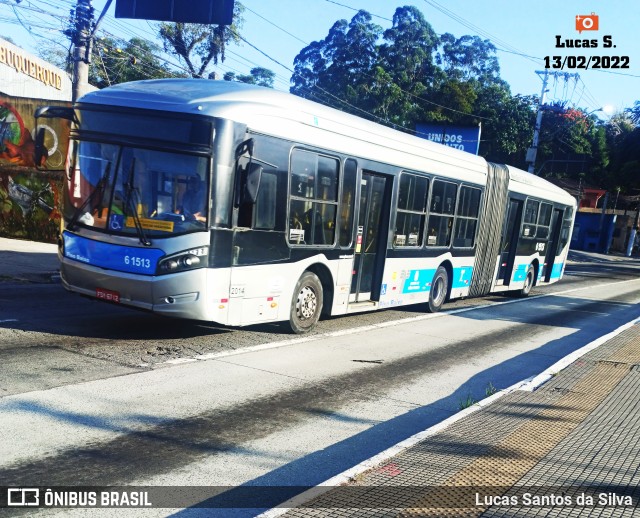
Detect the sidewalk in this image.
<box><xmin>0</xmin><ymin>237</ymin><xmax>59</xmax><ymax>282</ymax></box>
<box><xmin>274</xmin><ymin>320</ymin><xmax>640</xmax><ymax>517</ymax></box>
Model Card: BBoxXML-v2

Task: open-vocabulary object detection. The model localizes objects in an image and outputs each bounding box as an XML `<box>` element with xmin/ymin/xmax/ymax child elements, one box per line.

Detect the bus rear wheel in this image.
<box><xmin>518</xmin><ymin>264</ymin><xmax>535</xmax><ymax>297</ymax></box>
<box><xmin>288</xmin><ymin>271</ymin><xmax>323</xmax><ymax>334</ymax></box>
<box><xmin>427</xmin><ymin>266</ymin><xmax>448</xmax><ymax>313</ymax></box>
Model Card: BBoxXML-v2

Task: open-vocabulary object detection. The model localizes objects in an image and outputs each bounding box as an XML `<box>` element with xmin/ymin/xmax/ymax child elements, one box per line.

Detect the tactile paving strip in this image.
<box><xmin>398</xmin><ymin>362</ymin><xmax>630</xmax><ymax>517</ymax></box>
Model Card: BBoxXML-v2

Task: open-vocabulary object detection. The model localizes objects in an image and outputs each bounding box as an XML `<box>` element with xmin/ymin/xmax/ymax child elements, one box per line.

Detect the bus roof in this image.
<box><xmin>79</xmin><ymin>79</ymin><xmax>487</xmax><ymax>174</ymax></box>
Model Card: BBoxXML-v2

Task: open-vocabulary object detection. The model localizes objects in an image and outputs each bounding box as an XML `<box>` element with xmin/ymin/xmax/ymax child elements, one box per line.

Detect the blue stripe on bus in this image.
<box><xmin>550</xmin><ymin>262</ymin><xmax>564</xmax><ymax>280</ymax></box>
<box><xmin>402</xmin><ymin>267</ymin><xmax>473</xmax><ymax>294</ymax></box>
<box><xmin>63</xmin><ymin>231</ymin><xmax>164</xmax><ymax>276</ymax></box>
<box><xmin>512</xmin><ymin>264</ymin><xmax>528</xmax><ymax>282</ymax></box>
<box><xmin>452</xmin><ymin>267</ymin><xmax>473</xmax><ymax>289</ymax></box>
<box><xmin>513</xmin><ymin>262</ymin><xmax>564</xmax><ymax>283</ymax></box>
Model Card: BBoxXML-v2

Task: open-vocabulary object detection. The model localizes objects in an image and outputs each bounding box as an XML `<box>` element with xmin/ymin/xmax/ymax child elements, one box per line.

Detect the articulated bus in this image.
<box><xmin>37</xmin><ymin>79</ymin><xmax>576</xmax><ymax>333</ymax></box>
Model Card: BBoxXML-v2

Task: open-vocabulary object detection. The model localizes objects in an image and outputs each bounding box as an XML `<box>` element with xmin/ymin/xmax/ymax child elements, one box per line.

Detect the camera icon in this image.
<box><xmin>7</xmin><ymin>488</ymin><xmax>40</xmax><ymax>506</ymax></box>
<box><xmin>576</xmin><ymin>13</ymin><xmax>599</xmax><ymax>33</ymax></box>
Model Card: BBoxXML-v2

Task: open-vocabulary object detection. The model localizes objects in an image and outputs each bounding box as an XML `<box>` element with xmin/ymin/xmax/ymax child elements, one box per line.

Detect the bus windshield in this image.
<box><xmin>65</xmin><ymin>141</ymin><xmax>209</xmax><ymax>237</ymax></box>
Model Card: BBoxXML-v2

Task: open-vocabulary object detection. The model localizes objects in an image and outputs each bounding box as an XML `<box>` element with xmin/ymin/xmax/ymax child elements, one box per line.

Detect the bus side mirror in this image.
<box><xmin>243</xmin><ymin>163</ymin><xmax>263</xmax><ymax>205</ymax></box>
<box><xmin>34</xmin><ymin>105</ymin><xmax>76</xmax><ymax>171</ymax></box>
<box><xmin>35</xmin><ymin>106</ymin><xmax>76</xmax><ymax>122</ymax></box>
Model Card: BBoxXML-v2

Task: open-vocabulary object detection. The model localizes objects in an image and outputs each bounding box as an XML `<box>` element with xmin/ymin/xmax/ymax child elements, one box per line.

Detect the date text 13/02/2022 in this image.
<box><xmin>545</xmin><ymin>34</ymin><xmax>630</xmax><ymax>70</ymax></box>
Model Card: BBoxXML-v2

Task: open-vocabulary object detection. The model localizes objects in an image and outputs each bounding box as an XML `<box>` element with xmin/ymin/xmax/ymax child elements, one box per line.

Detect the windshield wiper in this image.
<box><xmin>67</xmin><ymin>163</ymin><xmax>111</xmax><ymax>231</ymax></box>
<box><xmin>123</xmin><ymin>158</ymin><xmax>151</xmax><ymax>246</ymax></box>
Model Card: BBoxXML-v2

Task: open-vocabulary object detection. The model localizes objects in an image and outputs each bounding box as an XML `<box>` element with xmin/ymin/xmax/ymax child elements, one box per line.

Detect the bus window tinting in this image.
<box><xmin>288</xmin><ymin>149</ymin><xmax>339</xmax><ymax>246</ymax></box>
<box><xmin>453</xmin><ymin>186</ymin><xmax>481</xmax><ymax>247</ymax></box>
<box><xmin>254</xmin><ymin>170</ymin><xmax>277</xmax><ymax>230</ymax></box>
<box><xmin>557</xmin><ymin>207</ymin><xmax>573</xmax><ymax>253</ymax></box>
<box><xmin>522</xmin><ymin>199</ymin><xmax>540</xmax><ymax>238</ymax></box>
<box><xmin>537</xmin><ymin>202</ymin><xmax>552</xmax><ymax>240</ymax></box>
<box><xmin>394</xmin><ymin>173</ymin><xmax>428</xmax><ymax>247</ymax></box>
<box><xmin>339</xmin><ymin>159</ymin><xmax>357</xmax><ymax>247</ymax></box>
<box><xmin>427</xmin><ymin>180</ymin><xmax>457</xmax><ymax>247</ymax></box>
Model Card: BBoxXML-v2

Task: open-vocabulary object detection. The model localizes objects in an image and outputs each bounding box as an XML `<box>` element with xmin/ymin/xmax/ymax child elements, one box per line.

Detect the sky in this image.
<box><xmin>1</xmin><ymin>0</ymin><xmax>639</xmax><ymax>117</ymax></box>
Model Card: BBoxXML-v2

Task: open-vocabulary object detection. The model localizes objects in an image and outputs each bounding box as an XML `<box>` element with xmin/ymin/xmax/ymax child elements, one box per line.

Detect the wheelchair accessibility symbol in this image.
<box><xmin>110</xmin><ymin>214</ymin><xmax>124</xmax><ymax>230</ymax></box>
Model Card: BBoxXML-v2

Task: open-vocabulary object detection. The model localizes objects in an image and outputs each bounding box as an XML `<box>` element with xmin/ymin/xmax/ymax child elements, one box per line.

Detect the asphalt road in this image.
<box><xmin>1</xmin><ymin>251</ymin><xmax>638</xmax><ymax>388</ymax></box>
<box><xmin>0</xmin><ymin>251</ymin><xmax>639</xmax><ymax>516</ymax></box>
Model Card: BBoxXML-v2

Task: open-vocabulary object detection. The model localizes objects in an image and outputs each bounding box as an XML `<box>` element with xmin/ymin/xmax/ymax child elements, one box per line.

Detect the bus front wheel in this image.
<box><xmin>288</xmin><ymin>271</ymin><xmax>323</xmax><ymax>334</ymax></box>
<box><xmin>427</xmin><ymin>266</ymin><xmax>448</xmax><ymax>313</ymax></box>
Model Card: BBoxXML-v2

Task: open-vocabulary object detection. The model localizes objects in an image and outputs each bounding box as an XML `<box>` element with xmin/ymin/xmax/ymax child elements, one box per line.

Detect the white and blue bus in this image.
<box><xmin>37</xmin><ymin>79</ymin><xmax>576</xmax><ymax>333</ymax></box>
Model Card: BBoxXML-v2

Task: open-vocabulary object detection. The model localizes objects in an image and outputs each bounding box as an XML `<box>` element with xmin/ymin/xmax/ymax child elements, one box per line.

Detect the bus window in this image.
<box><xmin>339</xmin><ymin>159</ymin><xmax>357</xmax><ymax>247</ymax></box>
<box><xmin>254</xmin><ymin>170</ymin><xmax>277</xmax><ymax>230</ymax></box>
<box><xmin>394</xmin><ymin>173</ymin><xmax>428</xmax><ymax>247</ymax></box>
<box><xmin>288</xmin><ymin>149</ymin><xmax>339</xmax><ymax>246</ymax></box>
<box><xmin>67</xmin><ymin>142</ymin><xmax>119</xmax><ymax>229</ymax></box>
<box><xmin>557</xmin><ymin>206</ymin><xmax>574</xmax><ymax>253</ymax></box>
<box><xmin>453</xmin><ymin>186</ymin><xmax>481</xmax><ymax>247</ymax></box>
<box><xmin>427</xmin><ymin>180</ymin><xmax>457</xmax><ymax>247</ymax></box>
<box><xmin>522</xmin><ymin>199</ymin><xmax>539</xmax><ymax>238</ymax></box>
<box><xmin>537</xmin><ymin>202</ymin><xmax>552</xmax><ymax>239</ymax></box>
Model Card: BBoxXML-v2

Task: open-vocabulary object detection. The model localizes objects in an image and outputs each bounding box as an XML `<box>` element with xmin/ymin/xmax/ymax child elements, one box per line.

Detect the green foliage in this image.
<box><xmin>91</xmin><ymin>37</ymin><xmax>180</xmax><ymax>88</ymax></box>
<box><xmin>292</xmin><ymin>11</ymin><xmax>382</xmax><ymax>117</ymax></box>
<box><xmin>158</xmin><ymin>2</ymin><xmax>244</xmax><ymax>78</ymax></box>
<box><xmin>458</xmin><ymin>393</ymin><xmax>476</xmax><ymax>410</ymax></box>
<box><xmin>224</xmin><ymin>67</ymin><xmax>275</xmax><ymax>88</ymax></box>
<box><xmin>626</xmin><ymin>101</ymin><xmax>640</xmax><ymax>125</ymax></box>
<box><xmin>290</xmin><ymin>6</ymin><xmax>519</xmax><ymax>148</ymax></box>
<box><xmin>37</xmin><ymin>41</ymin><xmax>72</xmax><ymax>74</ymax></box>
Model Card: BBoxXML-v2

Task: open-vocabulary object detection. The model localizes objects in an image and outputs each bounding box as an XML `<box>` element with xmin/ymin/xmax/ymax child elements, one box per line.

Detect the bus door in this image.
<box><xmin>497</xmin><ymin>198</ymin><xmax>523</xmax><ymax>285</ymax></box>
<box><xmin>350</xmin><ymin>171</ymin><xmax>390</xmax><ymax>302</ymax></box>
<box><xmin>543</xmin><ymin>208</ymin><xmax>563</xmax><ymax>282</ymax></box>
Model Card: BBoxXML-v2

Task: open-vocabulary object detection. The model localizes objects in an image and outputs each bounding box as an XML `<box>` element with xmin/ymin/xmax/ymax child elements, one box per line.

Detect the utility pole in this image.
<box><xmin>526</xmin><ymin>70</ymin><xmax>580</xmax><ymax>174</ymax></box>
<box><xmin>69</xmin><ymin>0</ymin><xmax>114</xmax><ymax>102</ymax></box>
<box><xmin>526</xmin><ymin>70</ymin><xmax>549</xmax><ymax>174</ymax></box>
<box><xmin>70</xmin><ymin>0</ymin><xmax>94</xmax><ymax>103</ymax></box>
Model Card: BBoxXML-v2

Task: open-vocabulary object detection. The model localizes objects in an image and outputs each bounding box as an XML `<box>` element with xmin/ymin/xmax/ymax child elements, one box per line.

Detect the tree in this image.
<box><xmin>625</xmin><ymin>101</ymin><xmax>640</xmax><ymax>126</ymax></box>
<box><xmin>436</xmin><ymin>34</ymin><xmax>502</xmax><ymax>86</ymax></box>
<box><xmin>90</xmin><ymin>36</ymin><xmax>179</xmax><ymax>88</ymax></box>
<box><xmin>379</xmin><ymin>6</ymin><xmax>440</xmax><ymax>92</ymax></box>
<box><xmin>159</xmin><ymin>3</ymin><xmax>244</xmax><ymax>79</ymax></box>
<box><xmin>605</xmin><ymin>110</ymin><xmax>640</xmax><ymax>195</ymax></box>
<box><xmin>374</xmin><ymin>6</ymin><xmax>440</xmax><ymax>127</ymax></box>
<box><xmin>38</xmin><ymin>40</ymin><xmax>72</xmax><ymax>73</ymax></box>
<box><xmin>224</xmin><ymin>67</ymin><xmax>275</xmax><ymax>88</ymax></box>
<box><xmin>291</xmin><ymin>11</ymin><xmax>382</xmax><ymax>115</ymax></box>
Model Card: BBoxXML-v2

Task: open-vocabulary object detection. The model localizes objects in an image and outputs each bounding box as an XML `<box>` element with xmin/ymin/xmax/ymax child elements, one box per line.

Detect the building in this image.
<box><xmin>0</xmin><ymin>37</ymin><xmax>72</xmax><ymax>101</ymax></box>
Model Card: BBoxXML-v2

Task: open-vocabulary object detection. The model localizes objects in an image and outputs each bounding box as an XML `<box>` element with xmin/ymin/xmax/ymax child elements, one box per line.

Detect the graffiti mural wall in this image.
<box><xmin>0</xmin><ymin>94</ymin><xmax>70</xmax><ymax>243</ymax></box>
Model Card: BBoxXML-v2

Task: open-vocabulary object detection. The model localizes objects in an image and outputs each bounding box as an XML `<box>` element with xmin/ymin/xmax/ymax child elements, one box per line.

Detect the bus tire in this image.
<box><xmin>518</xmin><ymin>264</ymin><xmax>535</xmax><ymax>297</ymax></box>
<box><xmin>288</xmin><ymin>271</ymin><xmax>323</xmax><ymax>334</ymax></box>
<box><xmin>427</xmin><ymin>266</ymin><xmax>448</xmax><ymax>313</ymax></box>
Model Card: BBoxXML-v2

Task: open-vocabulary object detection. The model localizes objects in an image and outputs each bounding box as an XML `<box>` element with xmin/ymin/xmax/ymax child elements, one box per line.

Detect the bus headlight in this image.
<box><xmin>157</xmin><ymin>246</ymin><xmax>208</xmax><ymax>275</ymax></box>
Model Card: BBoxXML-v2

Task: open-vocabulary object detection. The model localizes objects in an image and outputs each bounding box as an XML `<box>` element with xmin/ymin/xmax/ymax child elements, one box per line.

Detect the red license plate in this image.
<box><xmin>96</xmin><ymin>288</ymin><xmax>120</xmax><ymax>303</ymax></box>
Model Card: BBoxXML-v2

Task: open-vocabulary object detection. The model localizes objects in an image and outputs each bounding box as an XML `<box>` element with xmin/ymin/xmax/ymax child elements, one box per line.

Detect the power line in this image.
<box><xmin>321</xmin><ymin>0</ymin><xmax>392</xmax><ymax>22</ymax></box>
<box><xmin>242</xmin><ymin>5</ymin><xmax>307</xmax><ymax>46</ymax></box>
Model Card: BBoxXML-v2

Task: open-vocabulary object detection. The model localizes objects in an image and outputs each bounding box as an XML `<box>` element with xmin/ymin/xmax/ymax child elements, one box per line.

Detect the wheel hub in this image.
<box><xmin>297</xmin><ymin>286</ymin><xmax>317</xmax><ymax>320</ymax></box>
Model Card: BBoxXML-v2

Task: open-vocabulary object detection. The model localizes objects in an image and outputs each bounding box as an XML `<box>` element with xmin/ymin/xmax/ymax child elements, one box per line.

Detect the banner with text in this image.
<box><xmin>415</xmin><ymin>123</ymin><xmax>481</xmax><ymax>155</ymax></box>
